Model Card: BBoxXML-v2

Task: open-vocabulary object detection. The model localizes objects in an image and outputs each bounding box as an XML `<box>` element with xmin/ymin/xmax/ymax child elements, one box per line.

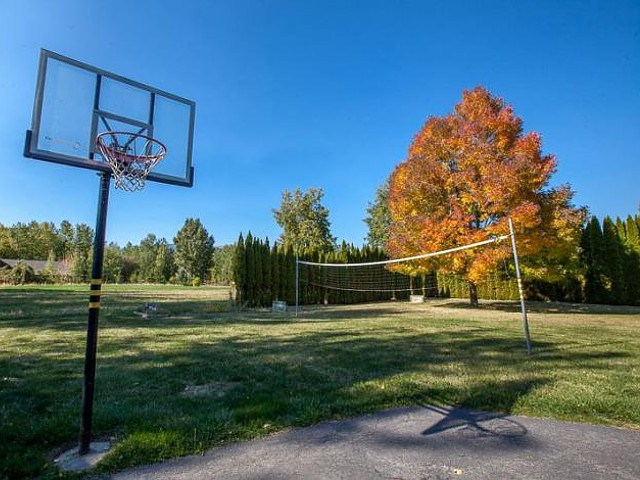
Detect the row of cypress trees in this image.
<box><xmin>581</xmin><ymin>215</ymin><xmax>640</xmax><ymax>305</ymax></box>
<box><xmin>233</xmin><ymin>213</ymin><xmax>640</xmax><ymax>308</ymax></box>
<box><xmin>232</xmin><ymin>236</ymin><xmax>517</xmax><ymax>307</ymax></box>
<box><xmin>232</xmin><ymin>233</ymin><xmax>296</xmax><ymax>307</ymax></box>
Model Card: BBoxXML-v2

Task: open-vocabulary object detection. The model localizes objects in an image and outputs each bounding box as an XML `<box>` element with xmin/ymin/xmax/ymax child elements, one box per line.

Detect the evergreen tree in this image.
<box><xmin>621</xmin><ymin>216</ymin><xmax>640</xmax><ymax>305</ymax></box>
<box><xmin>581</xmin><ymin>217</ymin><xmax>607</xmax><ymax>304</ymax></box>
<box><xmin>233</xmin><ymin>233</ymin><xmax>246</xmax><ymax>304</ymax></box>
<box><xmin>602</xmin><ymin>217</ymin><xmax>625</xmax><ymax>304</ymax></box>
<box><xmin>262</xmin><ymin>238</ymin><xmax>272</xmax><ymax>305</ymax></box>
<box><xmin>286</xmin><ymin>247</ymin><xmax>296</xmax><ymax>304</ymax></box>
<box><xmin>254</xmin><ymin>238</ymin><xmax>263</xmax><ymax>306</ymax></box>
<box><xmin>245</xmin><ymin>232</ymin><xmax>255</xmax><ymax>306</ymax></box>
<box><xmin>271</xmin><ymin>244</ymin><xmax>280</xmax><ymax>301</ymax></box>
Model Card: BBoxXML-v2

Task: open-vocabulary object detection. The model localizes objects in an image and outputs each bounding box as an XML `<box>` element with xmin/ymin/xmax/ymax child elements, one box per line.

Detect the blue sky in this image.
<box><xmin>0</xmin><ymin>0</ymin><xmax>638</xmax><ymax>247</ymax></box>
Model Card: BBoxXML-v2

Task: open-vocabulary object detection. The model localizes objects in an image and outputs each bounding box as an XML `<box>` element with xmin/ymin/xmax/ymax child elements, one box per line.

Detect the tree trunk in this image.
<box><xmin>469</xmin><ymin>281</ymin><xmax>479</xmax><ymax>307</ymax></box>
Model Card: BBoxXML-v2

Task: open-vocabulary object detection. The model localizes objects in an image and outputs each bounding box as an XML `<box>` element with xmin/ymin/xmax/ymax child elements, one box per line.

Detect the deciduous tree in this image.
<box><xmin>273</xmin><ymin>187</ymin><xmax>335</xmax><ymax>254</ymax></box>
<box><xmin>173</xmin><ymin>218</ymin><xmax>214</xmax><ymax>283</ymax></box>
<box><xmin>364</xmin><ymin>179</ymin><xmax>391</xmax><ymax>250</ymax></box>
<box><xmin>388</xmin><ymin>86</ymin><xmax>584</xmax><ymax>306</ymax></box>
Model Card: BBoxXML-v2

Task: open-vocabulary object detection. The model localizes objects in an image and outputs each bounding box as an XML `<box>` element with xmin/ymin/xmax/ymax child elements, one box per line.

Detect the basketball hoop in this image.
<box><xmin>96</xmin><ymin>132</ymin><xmax>166</xmax><ymax>192</ymax></box>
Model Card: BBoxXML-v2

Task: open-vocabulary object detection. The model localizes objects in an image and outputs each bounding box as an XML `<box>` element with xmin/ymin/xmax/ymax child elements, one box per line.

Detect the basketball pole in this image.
<box><xmin>508</xmin><ymin>217</ymin><xmax>532</xmax><ymax>356</ymax></box>
<box><xmin>79</xmin><ymin>171</ymin><xmax>111</xmax><ymax>455</ymax></box>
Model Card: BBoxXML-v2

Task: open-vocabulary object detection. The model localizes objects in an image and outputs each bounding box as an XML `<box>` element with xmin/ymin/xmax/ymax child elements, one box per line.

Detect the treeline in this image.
<box><xmin>0</xmin><ymin>218</ymin><xmax>226</xmax><ymax>285</ymax></box>
<box><xmin>581</xmin><ymin>215</ymin><xmax>640</xmax><ymax>305</ymax></box>
<box><xmin>233</xmin><ymin>234</ymin><xmax>518</xmax><ymax>307</ymax></box>
<box><xmin>0</xmin><ymin>220</ymin><xmax>94</xmax><ymax>282</ymax></box>
<box><xmin>235</xmin><ymin>213</ymin><xmax>640</xmax><ymax>308</ymax></box>
<box><xmin>233</xmin><ymin>234</ymin><xmax>394</xmax><ymax>307</ymax></box>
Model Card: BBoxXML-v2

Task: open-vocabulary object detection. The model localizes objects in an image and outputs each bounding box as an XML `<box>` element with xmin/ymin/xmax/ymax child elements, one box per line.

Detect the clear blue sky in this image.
<box><xmin>1</xmin><ymin>0</ymin><xmax>638</xmax><ymax>247</ymax></box>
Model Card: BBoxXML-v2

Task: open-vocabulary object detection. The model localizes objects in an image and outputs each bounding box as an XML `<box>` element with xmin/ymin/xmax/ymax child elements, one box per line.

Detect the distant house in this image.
<box><xmin>0</xmin><ymin>258</ymin><xmax>71</xmax><ymax>276</ymax></box>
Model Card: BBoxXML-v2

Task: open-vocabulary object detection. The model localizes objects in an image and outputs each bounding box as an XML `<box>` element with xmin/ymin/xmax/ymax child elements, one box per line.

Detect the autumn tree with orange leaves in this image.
<box><xmin>387</xmin><ymin>87</ymin><xmax>584</xmax><ymax>306</ymax></box>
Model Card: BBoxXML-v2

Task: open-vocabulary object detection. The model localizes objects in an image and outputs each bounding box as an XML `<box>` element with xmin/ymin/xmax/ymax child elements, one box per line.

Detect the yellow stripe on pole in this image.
<box><xmin>89</xmin><ymin>302</ymin><xmax>101</xmax><ymax>309</ymax></box>
<box><xmin>91</xmin><ymin>278</ymin><xmax>102</xmax><ymax>285</ymax></box>
<box><xmin>89</xmin><ymin>290</ymin><xmax>102</xmax><ymax>296</ymax></box>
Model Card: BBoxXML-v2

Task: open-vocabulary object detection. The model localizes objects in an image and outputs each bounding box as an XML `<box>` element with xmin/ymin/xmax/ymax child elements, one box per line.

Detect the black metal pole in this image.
<box><xmin>79</xmin><ymin>171</ymin><xmax>111</xmax><ymax>455</ymax></box>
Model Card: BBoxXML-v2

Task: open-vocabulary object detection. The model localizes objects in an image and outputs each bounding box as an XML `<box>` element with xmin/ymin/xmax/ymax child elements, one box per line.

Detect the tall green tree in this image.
<box><xmin>103</xmin><ymin>243</ymin><xmax>124</xmax><ymax>283</ymax></box>
<box><xmin>262</xmin><ymin>238</ymin><xmax>272</xmax><ymax>305</ymax></box>
<box><xmin>210</xmin><ymin>245</ymin><xmax>235</xmax><ymax>285</ymax></box>
<box><xmin>273</xmin><ymin>187</ymin><xmax>335</xmax><ymax>254</ymax></box>
<box><xmin>173</xmin><ymin>218</ymin><xmax>214</xmax><ymax>283</ymax></box>
<box><xmin>58</xmin><ymin>220</ymin><xmax>75</xmax><ymax>260</ymax></box>
<box><xmin>602</xmin><ymin>217</ymin><xmax>625</xmax><ymax>304</ymax></box>
<box><xmin>0</xmin><ymin>223</ymin><xmax>16</xmax><ymax>258</ymax></box>
<box><xmin>581</xmin><ymin>217</ymin><xmax>607</xmax><ymax>304</ymax></box>
<box><xmin>70</xmin><ymin>224</ymin><xmax>94</xmax><ymax>282</ymax></box>
<box><xmin>364</xmin><ymin>179</ymin><xmax>391</xmax><ymax>249</ymax></box>
<box><xmin>153</xmin><ymin>241</ymin><xmax>175</xmax><ymax>283</ymax></box>
<box><xmin>233</xmin><ymin>233</ymin><xmax>246</xmax><ymax>303</ymax></box>
<box><xmin>245</xmin><ymin>233</ymin><xmax>256</xmax><ymax>305</ymax></box>
<box><xmin>254</xmin><ymin>238</ymin><xmax>263</xmax><ymax>306</ymax></box>
<box><xmin>270</xmin><ymin>244</ymin><xmax>280</xmax><ymax>301</ymax></box>
<box><xmin>138</xmin><ymin>234</ymin><xmax>160</xmax><ymax>282</ymax></box>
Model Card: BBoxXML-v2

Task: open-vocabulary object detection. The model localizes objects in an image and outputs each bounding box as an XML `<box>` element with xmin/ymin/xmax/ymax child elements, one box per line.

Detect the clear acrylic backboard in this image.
<box><xmin>24</xmin><ymin>49</ymin><xmax>195</xmax><ymax>187</ymax></box>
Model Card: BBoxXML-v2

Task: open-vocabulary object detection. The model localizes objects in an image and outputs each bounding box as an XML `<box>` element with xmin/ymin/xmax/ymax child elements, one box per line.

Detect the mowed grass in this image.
<box><xmin>1</xmin><ymin>285</ymin><xmax>639</xmax><ymax>479</ymax></box>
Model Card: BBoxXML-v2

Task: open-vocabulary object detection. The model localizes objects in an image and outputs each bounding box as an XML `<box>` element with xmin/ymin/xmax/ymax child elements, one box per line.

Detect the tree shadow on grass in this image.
<box><xmin>3</xmin><ymin>316</ymin><xmax>638</xmax><ymax>478</ymax></box>
<box><xmin>436</xmin><ymin>299</ymin><xmax>640</xmax><ymax>316</ymax></box>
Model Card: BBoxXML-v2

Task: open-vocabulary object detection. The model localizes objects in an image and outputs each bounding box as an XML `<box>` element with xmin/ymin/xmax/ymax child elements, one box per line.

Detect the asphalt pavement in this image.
<box><xmin>112</xmin><ymin>405</ymin><xmax>640</xmax><ymax>479</ymax></box>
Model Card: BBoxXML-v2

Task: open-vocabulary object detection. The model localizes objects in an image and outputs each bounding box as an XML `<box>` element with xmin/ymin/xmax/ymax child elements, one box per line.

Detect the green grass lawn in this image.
<box><xmin>1</xmin><ymin>285</ymin><xmax>639</xmax><ymax>479</ymax></box>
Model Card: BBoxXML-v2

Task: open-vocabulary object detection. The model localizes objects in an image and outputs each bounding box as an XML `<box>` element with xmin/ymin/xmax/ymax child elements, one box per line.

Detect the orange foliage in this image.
<box><xmin>388</xmin><ymin>87</ymin><xmax>584</xmax><ymax>282</ymax></box>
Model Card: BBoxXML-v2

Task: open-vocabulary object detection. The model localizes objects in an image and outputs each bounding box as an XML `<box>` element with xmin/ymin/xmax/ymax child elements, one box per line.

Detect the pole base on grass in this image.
<box><xmin>54</xmin><ymin>441</ymin><xmax>111</xmax><ymax>472</ymax></box>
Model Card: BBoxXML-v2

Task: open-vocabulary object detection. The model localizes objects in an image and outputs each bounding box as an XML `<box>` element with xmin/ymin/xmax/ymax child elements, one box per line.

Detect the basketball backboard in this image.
<box><xmin>24</xmin><ymin>49</ymin><xmax>195</xmax><ymax>187</ymax></box>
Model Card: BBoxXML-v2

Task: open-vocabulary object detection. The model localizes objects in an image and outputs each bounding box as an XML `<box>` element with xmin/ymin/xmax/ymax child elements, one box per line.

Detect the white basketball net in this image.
<box><xmin>96</xmin><ymin>132</ymin><xmax>166</xmax><ymax>192</ymax></box>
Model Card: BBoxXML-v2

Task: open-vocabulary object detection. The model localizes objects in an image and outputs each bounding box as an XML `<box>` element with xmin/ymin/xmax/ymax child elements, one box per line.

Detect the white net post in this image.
<box><xmin>295</xmin><ymin>253</ymin><xmax>299</xmax><ymax>317</ymax></box>
<box><xmin>508</xmin><ymin>218</ymin><xmax>532</xmax><ymax>356</ymax></box>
